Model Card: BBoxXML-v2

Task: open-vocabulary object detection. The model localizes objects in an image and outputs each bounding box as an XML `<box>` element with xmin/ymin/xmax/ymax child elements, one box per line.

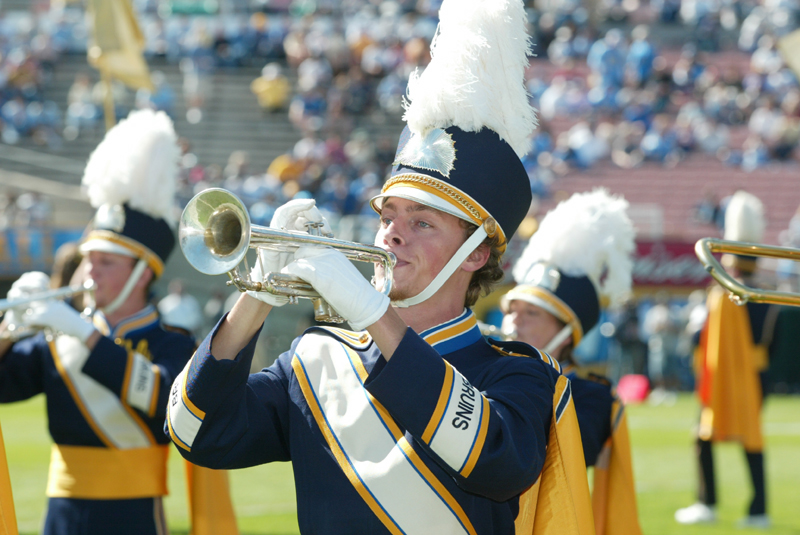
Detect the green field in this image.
<box><xmin>2</xmin><ymin>394</ymin><xmax>799</xmax><ymax>535</ymax></box>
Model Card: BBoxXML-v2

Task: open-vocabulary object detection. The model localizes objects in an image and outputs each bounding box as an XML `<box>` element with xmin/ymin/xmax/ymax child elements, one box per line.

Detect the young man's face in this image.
<box><xmin>502</xmin><ymin>299</ymin><xmax>567</xmax><ymax>356</ymax></box>
<box><xmin>373</xmin><ymin>197</ymin><xmax>468</xmax><ymax>302</ymax></box>
<box><xmin>86</xmin><ymin>250</ymin><xmax>137</xmax><ymax>308</ymax></box>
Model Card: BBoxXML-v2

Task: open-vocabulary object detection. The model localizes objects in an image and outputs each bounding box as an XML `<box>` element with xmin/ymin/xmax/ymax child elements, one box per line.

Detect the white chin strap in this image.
<box><xmin>101</xmin><ymin>259</ymin><xmax>149</xmax><ymax>315</ymax></box>
<box><xmin>543</xmin><ymin>324</ymin><xmax>574</xmax><ymax>355</ymax></box>
<box><xmin>392</xmin><ymin>224</ymin><xmax>488</xmax><ymax>308</ymax></box>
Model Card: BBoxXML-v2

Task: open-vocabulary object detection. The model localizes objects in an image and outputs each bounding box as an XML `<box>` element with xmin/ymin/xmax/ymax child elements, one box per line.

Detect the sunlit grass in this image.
<box><xmin>2</xmin><ymin>393</ymin><xmax>799</xmax><ymax>534</ymax></box>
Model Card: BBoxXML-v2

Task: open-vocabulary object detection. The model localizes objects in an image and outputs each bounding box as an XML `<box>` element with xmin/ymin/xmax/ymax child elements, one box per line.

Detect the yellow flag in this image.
<box><xmin>86</xmin><ymin>0</ymin><xmax>153</xmax><ymax>91</ymax></box>
<box><xmin>778</xmin><ymin>29</ymin><xmax>800</xmax><ymax>83</ymax></box>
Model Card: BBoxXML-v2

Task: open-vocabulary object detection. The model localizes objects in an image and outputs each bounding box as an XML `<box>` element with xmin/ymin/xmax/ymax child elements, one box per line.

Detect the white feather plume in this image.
<box><xmin>403</xmin><ymin>0</ymin><xmax>537</xmax><ymax>157</ymax></box>
<box><xmin>724</xmin><ymin>190</ymin><xmax>765</xmax><ymax>243</ymax></box>
<box><xmin>513</xmin><ymin>189</ymin><xmax>636</xmax><ymax>305</ymax></box>
<box><xmin>82</xmin><ymin>109</ymin><xmax>180</xmax><ymax>224</ymax></box>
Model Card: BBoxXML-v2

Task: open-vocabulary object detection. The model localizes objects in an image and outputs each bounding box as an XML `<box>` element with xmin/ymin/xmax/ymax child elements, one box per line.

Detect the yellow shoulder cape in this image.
<box><xmin>591</xmin><ymin>399</ymin><xmax>642</xmax><ymax>535</ymax></box>
<box><xmin>695</xmin><ymin>286</ymin><xmax>763</xmax><ymax>451</ymax></box>
<box><xmin>515</xmin><ymin>375</ymin><xmax>595</xmax><ymax>535</ymax></box>
<box><xmin>0</xmin><ymin>422</ymin><xmax>18</xmax><ymax>535</ymax></box>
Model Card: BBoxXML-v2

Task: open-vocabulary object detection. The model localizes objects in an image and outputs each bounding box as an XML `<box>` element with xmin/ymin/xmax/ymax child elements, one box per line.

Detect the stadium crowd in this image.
<box><xmin>1</xmin><ymin>0</ymin><xmax>799</xmax><ymax>389</ymax></box>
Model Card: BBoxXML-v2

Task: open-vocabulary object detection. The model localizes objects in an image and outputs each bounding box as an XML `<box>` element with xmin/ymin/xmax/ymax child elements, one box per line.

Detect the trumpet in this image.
<box><xmin>179</xmin><ymin>188</ymin><xmax>396</xmax><ymax>323</ymax></box>
<box><xmin>0</xmin><ymin>280</ymin><xmax>97</xmax><ymax>339</ymax></box>
<box><xmin>695</xmin><ymin>237</ymin><xmax>800</xmax><ymax>306</ymax></box>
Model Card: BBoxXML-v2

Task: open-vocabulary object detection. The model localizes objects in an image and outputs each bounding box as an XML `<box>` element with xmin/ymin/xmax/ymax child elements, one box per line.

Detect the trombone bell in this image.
<box><xmin>180</xmin><ymin>188</ymin><xmax>396</xmax><ymax>323</ymax></box>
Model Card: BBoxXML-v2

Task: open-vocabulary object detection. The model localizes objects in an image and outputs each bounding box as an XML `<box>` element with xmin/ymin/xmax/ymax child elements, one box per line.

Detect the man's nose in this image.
<box><xmin>381</xmin><ymin>221</ymin><xmax>405</xmax><ymax>246</ymax></box>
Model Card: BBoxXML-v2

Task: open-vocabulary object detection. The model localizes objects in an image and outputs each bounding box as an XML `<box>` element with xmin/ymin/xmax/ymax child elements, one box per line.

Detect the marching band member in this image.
<box><xmin>675</xmin><ymin>190</ymin><xmax>776</xmax><ymax>528</ymax></box>
<box><xmin>0</xmin><ymin>110</ymin><xmax>235</xmax><ymax>535</ymax></box>
<box><xmin>501</xmin><ymin>189</ymin><xmax>643</xmax><ymax>535</ymax></box>
<box><xmin>166</xmin><ymin>1</ymin><xmax>594</xmax><ymax>533</ymax></box>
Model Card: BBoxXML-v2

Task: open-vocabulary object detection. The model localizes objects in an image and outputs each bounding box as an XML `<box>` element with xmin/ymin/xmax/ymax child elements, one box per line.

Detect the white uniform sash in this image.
<box><xmin>292</xmin><ymin>333</ymin><xmax>476</xmax><ymax>535</ymax></box>
<box><xmin>51</xmin><ymin>335</ymin><xmax>152</xmax><ymax>449</ymax></box>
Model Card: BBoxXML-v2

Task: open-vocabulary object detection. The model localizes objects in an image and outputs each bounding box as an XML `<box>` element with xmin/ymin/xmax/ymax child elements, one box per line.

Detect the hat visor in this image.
<box><xmin>80</xmin><ymin>238</ymin><xmax>138</xmax><ymax>259</ymax></box>
<box><xmin>370</xmin><ymin>187</ymin><xmax>474</xmax><ymax>225</ymax></box>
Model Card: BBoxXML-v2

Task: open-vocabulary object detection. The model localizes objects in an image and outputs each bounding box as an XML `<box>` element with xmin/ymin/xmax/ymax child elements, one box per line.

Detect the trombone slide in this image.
<box><xmin>695</xmin><ymin>238</ymin><xmax>800</xmax><ymax>306</ymax></box>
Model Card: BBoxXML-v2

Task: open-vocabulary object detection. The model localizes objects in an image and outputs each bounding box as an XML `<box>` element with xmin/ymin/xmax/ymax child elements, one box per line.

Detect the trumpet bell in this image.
<box><xmin>180</xmin><ymin>188</ymin><xmax>252</xmax><ymax>275</ymax></box>
<box><xmin>179</xmin><ymin>188</ymin><xmax>396</xmax><ymax>324</ymax></box>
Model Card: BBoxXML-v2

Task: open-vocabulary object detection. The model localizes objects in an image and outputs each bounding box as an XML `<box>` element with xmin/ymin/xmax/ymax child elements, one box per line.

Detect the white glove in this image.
<box><xmin>21</xmin><ymin>299</ymin><xmax>96</xmax><ymax>343</ymax></box>
<box><xmin>246</xmin><ymin>248</ymin><xmax>292</xmax><ymax>307</ymax></box>
<box><xmin>271</xmin><ymin>198</ymin><xmax>332</xmax><ymax>236</ymax></box>
<box><xmin>284</xmin><ymin>246</ymin><xmax>390</xmax><ymax>331</ymax></box>
<box><xmin>247</xmin><ymin>199</ymin><xmax>332</xmax><ymax>307</ymax></box>
<box><xmin>5</xmin><ymin>271</ymin><xmax>51</xmax><ymax>327</ymax></box>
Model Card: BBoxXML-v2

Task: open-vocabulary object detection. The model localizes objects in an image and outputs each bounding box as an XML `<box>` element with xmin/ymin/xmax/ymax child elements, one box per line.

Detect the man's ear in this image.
<box><xmin>462</xmin><ymin>244</ymin><xmax>490</xmax><ymax>273</ymax></box>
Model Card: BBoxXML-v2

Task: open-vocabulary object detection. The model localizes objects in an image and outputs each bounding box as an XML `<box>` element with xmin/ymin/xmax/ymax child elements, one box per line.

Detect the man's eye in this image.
<box><xmin>418</xmin><ymin>220</ymin><xmax>431</xmax><ymax>228</ymax></box>
<box><xmin>381</xmin><ymin>217</ymin><xmax>392</xmax><ymax>226</ymax></box>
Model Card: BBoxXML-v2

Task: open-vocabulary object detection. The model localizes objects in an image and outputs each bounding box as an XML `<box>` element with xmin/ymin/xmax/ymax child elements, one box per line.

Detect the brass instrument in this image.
<box><xmin>478</xmin><ymin>321</ymin><xmax>516</xmax><ymax>341</ymax></box>
<box><xmin>695</xmin><ymin>237</ymin><xmax>800</xmax><ymax>306</ymax></box>
<box><xmin>0</xmin><ymin>280</ymin><xmax>96</xmax><ymax>339</ymax></box>
<box><xmin>179</xmin><ymin>188</ymin><xmax>396</xmax><ymax>323</ymax></box>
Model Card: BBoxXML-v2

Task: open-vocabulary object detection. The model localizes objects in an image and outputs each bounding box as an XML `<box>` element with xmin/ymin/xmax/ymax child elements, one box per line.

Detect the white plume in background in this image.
<box><xmin>724</xmin><ymin>190</ymin><xmax>765</xmax><ymax>243</ymax></box>
<box><xmin>82</xmin><ymin>109</ymin><xmax>180</xmax><ymax>224</ymax></box>
<box><xmin>403</xmin><ymin>0</ymin><xmax>537</xmax><ymax>157</ymax></box>
<box><xmin>513</xmin><ymin>189</ymin><xmax>636</xmax><ymax>305</ymax></box>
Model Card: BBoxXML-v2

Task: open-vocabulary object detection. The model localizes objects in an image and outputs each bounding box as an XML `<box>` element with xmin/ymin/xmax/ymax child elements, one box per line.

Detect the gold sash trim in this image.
<box><xmin>47</xmin><ymin>444</ymin><xmax>169</xmax><ymax>499</ymax></box>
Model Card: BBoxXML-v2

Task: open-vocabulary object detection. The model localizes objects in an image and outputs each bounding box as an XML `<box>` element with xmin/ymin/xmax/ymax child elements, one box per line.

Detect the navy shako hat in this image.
<box><xmin>82</xmin><ymin>203</ymin><xmax>175</xmax><ymax>278</ymax></box>
<box><xmin>374</xmin><ymin>126</ymin><xmax>532</xmax><ymax>250</ymax></box>
<box><xmin>504</xmin><ymin>189</ymin><xmax>635</xmax><ymax>347</ymax></box>
<box><xmin>79</xmin><ymin>109</ymin><xmax>180</xmax><ymax>280</ymax></box>
<box><xmin>370</xmin><ymin>0</ymin><xmax>538</xmax><ymax>256</ymax></box>
<box><xmin>504</xmin><ymin>267</ymin><xmax>601</xmax><ymax>346</ymax></box>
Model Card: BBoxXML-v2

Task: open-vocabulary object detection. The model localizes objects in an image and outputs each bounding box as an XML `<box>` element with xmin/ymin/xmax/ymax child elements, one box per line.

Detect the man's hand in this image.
<box><xmin>248</xmin><ymin>198</ymin><xmax>334</xmax><ymax>306</ymax></box>
<box><xmin>4</xmin><ymin>271</ymin><xmax>51</xmax><ymax>328</ymax></box>
<box><xmin>21</xmin><ymin>300</ymin><xmax>96</xmax><ymax>343</ymax></box>
<box><xmin>271</xmin><ymin>198</ymin><xmax>332</xmax><ymax>236</ymax></box>
<box><xmin>284</xmin><ymin>246</ymin><xmax>389</xmax><ymax>331</ymax></box>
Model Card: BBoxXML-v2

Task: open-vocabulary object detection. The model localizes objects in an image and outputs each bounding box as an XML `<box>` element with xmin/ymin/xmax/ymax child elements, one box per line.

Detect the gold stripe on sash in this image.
<box><xmin>293</xmin><ymin>337</ymin><xmax>478</xmax><ymax>535</ymax></box>
<box><xmin>47</xmin><ymin>444</ymin><xmax>169</xmax><ymax>499</ymax></box>
<box><xmin>423</xmin><ymin>364</ymin><xmax>454</xmax><ymax>444</ymax></box>
<box><xmin>291</xmin><ymin>355</ymin><xmax>405</xmax><ymax>535</ymax></box>
<box><xmin>460</xmin><ymin>396</ymin><xmax>490</xmax><ymax>478</ymax></box>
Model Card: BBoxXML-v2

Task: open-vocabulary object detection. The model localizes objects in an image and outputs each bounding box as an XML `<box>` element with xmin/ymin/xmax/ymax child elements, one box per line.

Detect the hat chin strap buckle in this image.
<box><xmin>392</xmin><ymin>219</ymin><xmax>491</xmax><ymax>308</ymax></box>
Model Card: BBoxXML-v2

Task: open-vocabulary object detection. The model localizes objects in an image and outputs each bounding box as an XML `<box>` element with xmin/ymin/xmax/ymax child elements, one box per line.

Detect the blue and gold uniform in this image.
<box><xmin>168</xmin><ymin>309</ymin><xmax>592</xmax><ymax>535</ymax></box>
<box><xmin>0</xmin><ymin>306</ymin><xmax>194</xmax><ymax>534</ymax></box>
<box><xmin>501</xmin><ymin>189</ymin><xmax>642</xmax><ymax>535</ymax></box>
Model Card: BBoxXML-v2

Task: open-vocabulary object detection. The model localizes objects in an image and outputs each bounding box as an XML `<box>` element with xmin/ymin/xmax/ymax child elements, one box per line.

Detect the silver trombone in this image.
<box><xmin>179</xmin><ymin>188</ymin><xmax>396</xmax><ymax>323</ymax></box>
<box><xmin>0</xmin><ymin>280</ymin><xmax>97</xmax><ymax>339</ymax></box>
<box><xmin>694</xmin><ymin>237</ymin><xmax>800</xmax><ymax>306</ymax></box>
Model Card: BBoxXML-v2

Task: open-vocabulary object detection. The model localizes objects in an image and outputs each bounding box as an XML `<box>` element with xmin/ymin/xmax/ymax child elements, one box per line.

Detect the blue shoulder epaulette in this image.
<box><xmin>487</xmin><ymin>338</ymin><xmax>562</xmax><ymax>374</ymax></box>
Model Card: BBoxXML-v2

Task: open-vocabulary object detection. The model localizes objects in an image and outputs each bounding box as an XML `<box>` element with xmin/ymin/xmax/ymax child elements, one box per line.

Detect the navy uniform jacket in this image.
<box><xmin>570</xmin><ymin>375</ymin><xmax>614</xmax><ymax>468</ymax></box>
<box><xmin>168</xmin><ymin>309</ymin><xmax>561</xmax><ymax>535</ymax></box>
<box><xmin>0</xmin><ymin>305</ymin><xmax>194</xmax><ymax>534</ymax></box>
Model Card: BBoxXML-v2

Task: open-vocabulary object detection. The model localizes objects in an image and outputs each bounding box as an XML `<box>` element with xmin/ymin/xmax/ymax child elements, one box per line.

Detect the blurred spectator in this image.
<box><xmin>642</xmin><ymin>292</ymin><xmax>679</xmax><ymax>404</ymax></box>
<box><xmin>158</xmin><ymin>279</ymin><xmax>204</xmax><ymax>339</ymax></box>
<box><xmin>135</xmin><ymin>70</ymin><xmax>176</xmax><ymax>116</ymax></box>
<box><xmin>626</xmin><ymin>25</ymin><xmax>657</xmax><ymax>88</ymax></box>
<box><xmin>251</xmin><ymin>62</ymin><xmax>291</xmax><ymax>111</ymax></box>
